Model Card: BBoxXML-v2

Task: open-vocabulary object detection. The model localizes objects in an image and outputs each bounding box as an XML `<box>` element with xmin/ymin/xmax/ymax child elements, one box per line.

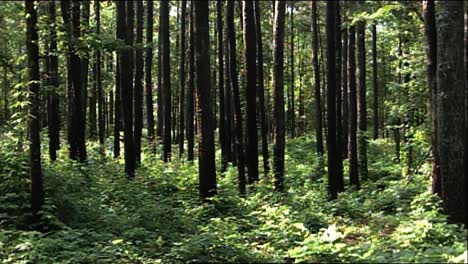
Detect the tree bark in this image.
<box><xmin>47</xmin><ymin>1</ymin><xmax>60</xmax><ymax>161</ymax></box>
<box><xmin>145</xmin><ymin>0</ymin><xmax>155</xmax><ymax>149</ymax></box>
<box><xmin>436</xmin><ymin>1</ymin><xmax>466</xmax><ymax>225</ymax></box>
<box><xmin>326</xmin><ymin>1</ymin><xmax>339</xmax><ymax>200</ymax></box>
<box><xmin>193</xmin><ymin>1</ymin><xmax>217</xmax><ymax>200</ymax></box>
<box><xmin>227</xmin><ymin>1</ymin><xmax>246</xmax><ymax>196</ymax></box>
<box><xmin>81</xmin><ymin>1</ymin><xmax>90</xmax><ymax>139</ymax></box>
<box><xmin>254</xmin><ymin>1</ymin><xmax>269</xmax><ymax>175</ymax></box>
<box><xmin>187</xmin><ymin>2</ymin><xmax>195</xmax><ymax>161</ymax></box>
<box><xmin>96</xmin><ymin>0</ymin><xmax>105</xmax><ymax>145</ymax></box>
<box><xmin>335</xmin><ymin>1</ymin><xmax>344</xmax><ymax>192</ymax></box>
<box><xmin>342</xmin><ymin>27</ymin><xmax>348</xmax><ymax>159</ymax></box>
<box><xmin>357</xmin><ymin>20</ymin><xmax>368</xmax><ymax>181</ymax></box>
<box><xmin>311</xmin><ymin>1</ymin><xmax>323</xmax><ymax>155</ymax></box>
<box><xmin>26</xmin><ymin>0</ymin><xmax>43</xmax><ymax>224</ymax></box>
<box><xmin>289</xmin><ymin>2</ymin><xmax>295</xmax><ymax>138</ymax></box>
<box><xmin>242</xmin><ymin>1</ymin><xmax>259</xmax><ymax>184</ymax></box>
<box><xmin>161</xmin><ymin>1</ymin><xmax>171</xmax><ymax>162</ymax></box>
<box><xmin>423</xmin><ymin>0</ymin><xmax>440</xmax><ymax>195</ymax></box>
<box><xmin>177</xmin><ymin>0</ymin><xmax>187</xmax><ymax>159</ymax></box>
<box><xmin>348</xmin><ymin>25</ymin><xmax>359</xmax><ymax>188</ymax></box>
<box><xmin>217</xmin><ymin>0</ymin><xmax>227</xmax><ymax>170</ymax></box>
<box><xmin>273</xmin><ymin>0</ymin><xmax>286</xmax><ymax>192</ymax></box>
<box><xmin>372</xmin><ymin>24</ymin><xmax>379</xmax><ymax>140</ymax></box>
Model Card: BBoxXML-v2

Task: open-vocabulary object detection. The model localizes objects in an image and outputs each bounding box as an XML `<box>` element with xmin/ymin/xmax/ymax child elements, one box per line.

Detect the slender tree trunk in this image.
<box><xmin>311</xmin><ymin>1</ymin><xmax>323</xmax><ymax>155</ymax></box>
<box><xmin>436</xmin><ymin>1</ymin><xmax>466</xmax><ymax>225</ymax></box>
<box><xmin>423</xmin><ymin>0</ymin><xmax>440</xmax><ymax>195</ymax></box>
<box><xmin>96</xmin><ymin>0</ymin><xmax>105</xmax><ymax>145</ymax></box>
<box><xmin>178</xmin><ymin>0</ymin><xmax>187</xmax><ymax>159</ymax></box>
<box><xmin>326</xmin><ymin>1</ymin><xmax>339</xmax><ymax>200</ymax></box>
<box><xmin>70</xmin><ymin>1</ymin><xmax>86</xmax><ymax>162</ymax></box>
<box><xmin>145</xmin><ymin>0</ymin><xmax>155</xmax><ymax>149</ymax></box>
<box><xmin>187</xmin><ymin>2</ymin><xmax>195</xmax><ymax>162</ymax></box>
<box><xmin>157</xmin><ymin>8</ymin><xmax>163</xmax><ymax>140</ymax></box>
<box><xmin>193</xmin><ymin>1</ymin><xmax>217</xmax><ymax>200</ymax></box>
<box><xmin>134</xmin><ymin>0</ymin><xmax>144</xmax><ymax>164</ymax></box>
<box><xmin>348</xmin><ymin>25</ymin><xmax>359</xmax><ymax>188</ymax></box>
<box><xmin>161</xmin><ymin>1</ymin><xmax>171</xmax><ymax>162</ymax></box>
<box><xmin>113</xmin><ymin>55</ymin><xmax>121</xmax><ymax>158</ymax></box>
<box><xmin>372</xmin><ymin>24</ymin><xmax>379</xmax><ymax>140</ymax></box>
<box><xmin>26</xmin><ymin>0</ymin><xmax>43</xmax><ymax>224</ymax></box>
<box><xmin>254</xmin><ymin>1</ymin><xmax>269</xmax><ymax>175</ymax></box>
<box><xmin>227</xmin><ymin>1</ymin><xmax>246</xmax><ymax>196</ymax></box>
<box><xmin>242</xmin><ymin>1</ymin><xmax>259</xmax><ymax>184</ymax></box>
<box><xmin>216</xmin><ymin>0</ymin><xmax>227</xmax><ymax>170</ymax></box>
<box><xmin>289</xmin><ymin>2</ymin><xmax>295</xmax><ymax>138</ymax></box>
<box><xmin>357</xmin><ymin>20</ymin><xmax>368</xmax><ymax>181</ymax></box>
<box><xmin>273</xmin><ymin>1</ymin><xmax>286</xmax><ymax>192</ymax></box>
<box><xmin>81</xmin><ymin>1</ymin><xmax>90</xmax><ymax>139</ymax></box>
<box><xmin>47</xmin><ymin>1</ymin><xmax>60</xmax><ymax>161</ymax></box>
<box><xmin>335</xmin><ymin>2</ymin><xmax>344</xmax><ymax>192</ymax></box>
<box><xmin>224</xmin><ymin>12</ymin><xmax>233</xmax><ymax>165</ymax></box>
<box><xmin>342</xmin><ymin>27</ymin><xmax>348</xmax><ymax>159</ymax></box>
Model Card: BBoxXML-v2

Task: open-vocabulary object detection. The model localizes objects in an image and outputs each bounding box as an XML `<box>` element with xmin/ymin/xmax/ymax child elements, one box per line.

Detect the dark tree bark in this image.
<box><xmin>311</xmin><ymin>1</ymin><xmax>323</xmax><ymax>155</ymax></box>
<box><xmin>357</xmin><ymin>20</ymin><xmax>368</xmax><ymax>181</ymax></box>
<box><xmin>289</xmin><ymin>1</ymin><xmax>295</xmax><ymax>138</ymax></box>
<box><xmin>335</xmin><ymin>1</ymin><xmax>344</xmax><ymax>192</ymax></box>
<box><xmin>156</xmin><ymin>5</ymin><xmax>163</xmax><ymax>140</ymax></box>
<box><xmin>254</xmin><ymin>1</ymin><xmax>269</xmax><ymax>175</ymax></box>
<box><xmin>273</xmin><ymin>0</ymin><xmax>286</xmax><ymax>192</ymax></box>
<box><xmin>227</xmin><ymin>1</ymin><xmax>246</xmax><ymax>195</ymax></box>
<box><xmin>187</xmin><ymin>1</ymin><xmax>195</xmax><ymax>161</ymax></box>
<box><xmin>95</xmin><ymin>0</ymin><xmax>105</xmax><ymax>145</ymax></box>
<box><xmin>242</xmin><ymin>1</ymin><xmax>259</xmax><ymax>184</ymax></box>
<box><xmin>134</xmin><ymin>0</ymin><xmax>144</xmax><ymax>163</ymax></box>
<box><xmin>81</xmin><ymin>1</ymin><xmax>90</xmax><ymax>139</ymax></box>
<box><xmin>113</xmin><ymin>56</ymin><xmax>121</xmax><ymax>158</ymax></box>
<box><xmin>47</xmin><ymin>1</ymin><xmax>60</xmax><ymax>161</ymax></box>
<box><xmin>178</xmin><ymin>0</ymin><xmax>187</xmax><ymax>159</ymax></box>
<box><xmin>224</xmin><ymin>8</ymin><xmax>233</xmax><ymax>166</ymax></box>
<box><xmin>436</xmin><ymin>1</ymin><xmax>466</xmax><ymax>225</ymax></box>
<box><xmin>423</xmin><ymin>0</ymin><xmax>440</xmax><ymax>195</ymax></box>
<box><xmin>193</xmin><ymin>1</ymin><xmax>217</xmax><ymax>200</ymax></box>
<box><xmin>217</xmin><ymin>0</ymin><xmax>227</xmax><ymax>170</ymax></box>
<box><xmin>161</xmin><ymin>1</ymin><xmax>171</xmax><ymax>162</ymax></box>
<box><xmin>348</xmin><ymin>25</ymin><xmax>359</xmax><ymax>188</ymax></box>
<box><xmin>326</xmin><ymin>1</ymin><xmax>339</xmax><ymax>200</ymax></box>
<box><xmin>145</xmin><ymin>0</ymin><xmax>155</xmax><ymax>148</ymax></box>
<box><xmin>342</xmin><ymin>27</ymin><xmax>348</xmax><ymax>159</ymax></box>
<box><xmin>372</xmin><ymin>24</ymin><xmax>378</xmax><ymax>140</ymax></box>
<box><xmin>70</xmin><ymin>1</ymin><xmax>86</xmax><ymax>162</ymax></box>
<box><xmin>26</xmin><ymin>0</ymin><xmax>43</xmax><ymax>224</ymax></box>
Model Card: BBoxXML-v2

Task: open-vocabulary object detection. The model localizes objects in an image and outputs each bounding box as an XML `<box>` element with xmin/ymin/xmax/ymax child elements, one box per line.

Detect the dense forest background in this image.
<box><xmin>0</xmin><ymin>0</ymin><xmax>467</xmax><ymax>263</ymax></box>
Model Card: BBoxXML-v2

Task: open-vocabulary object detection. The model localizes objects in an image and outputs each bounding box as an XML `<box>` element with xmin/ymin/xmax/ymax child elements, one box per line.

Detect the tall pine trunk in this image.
<box><xmin>311</xmin><ymin>1</ymin><xmax>323</xmax><ymax>155</ymax></box>
<box><xmin>187</xmin><ymin>2</ymin><xmax>195</xmax><ymax>161</ymax></box>
<box><xmin>372</xmin><ymin>24</ymin><xmax>379</xmax><ymax>140</ymax></box>
<box><xmin>217</xmin><ymin>0</ymin><xmax>227</xmax><ymax>170</ymax></box>
<box><xmin>145</xmin><ymin>1</ymin><xmax>155</xmax><ymax>149</ymax></box>
<box><xmin>193</xmin><ymin>1</ymin><xmax>217</xmax><ymax>200</ymax></box>
<box><xmin>357</xmin><ymin>20</ymin><xmax>368</xmax><ymax>181</ymax></box>
<box><xmin>26</xmin><ymin>0</ymin><xmax>44</xmax><ymax>224</ymax></box>
<box><xmin>161</xmin><ymin>1</ymin><xmax>171</xmax><ymax>162</ymax></box>
<box><xmin>335</xmin><ymin>2</ymin><xmax>344</xmax><ymax>192</ymax></box>
<box><xmin>348</xmin><ymin>25</ymin><xmax>359</xmax><ymax>188</ymax></box>
<box><xmin>134</xmin><ymin>0</ymin><xmax>144</xmax><ymax>164</ymax></box>
<box><xmin>242</xmin><ymin>1</ymin><xmax>259</xmax><ymax>184</ymax></box>
<box><xmin>272</xmin><ymin>1</ymin><xmax>286</xmax><ymax>192</ymax></box>
<box><xmin>178</xmin><ymin>0</ymin><xmax>187</xmax><ymax>159</ymax></box>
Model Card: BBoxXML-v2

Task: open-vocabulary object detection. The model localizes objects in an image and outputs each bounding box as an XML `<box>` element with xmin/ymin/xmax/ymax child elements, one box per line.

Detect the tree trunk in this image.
<box><xmin>216</xmin><ymin>0</ymin><xmax>227</xmax><ymax>170</ymax></box>
<box><xmin>26</xmin><ymin>0</ymin><xmax>43</xmax><ymax>224</ymax></box>
<box><xmin>187</xmin><ymin>1</ymin><xmax>195</xmax><ymax>161</ymax></box>
<box><xmin>177</xmin><ymin>0</ymin><xmax>187</xmax><ymax>159</ymax></box>
<box><xmin>289</xmin><ymin>2</ymin><xmax>295</xmax><ymax>138</ymax></box>
<box><xmin>224</xmin><ymin>11</ymin><xmax>233</xmax><ymax>166</ymax></box>
<box><xmin>273</xmin><ymin>1</ymin><xmax>286</xmax><ymax>192</ymax></box>
<box><xmin>326</xmin><ymin>1</ymin><xmax>339</xmax><ymax>200</ymax></box>
<box><xmin>227</xmin><ymin>1</ymin><xmax>246</xmax><ymax>196</ymax></box>
<box><xmin>47</xmin><ymin>1</ymin><xmax>60</xmax><ymax>161</ymax></box>
<box><xmin>133</xmin><ymin>0</ymin><xmax>144</xmax><ymax>164</ymax></box>
<box><xmin>357</xmin><ymin>20</ymin><xmax>368</xmax><ymax>181</ymax></box>
<box><xmin>145</xmin><ymin>0</ymin><xmax>155</xmax><ymax>149</ymax></box>
<box><xmin>254</xmin><ymin>1</ymin><xmax>269</xmax><ymax>175</ymax></box>
<box><xmin>193</xmin><ymin>1</ymin><xmax>217</xmax><ymax>200</ymax></box>
<box><xmin>161</xmin><ymin>1</ymin><xmax>171</xmax><ymax>162</ymax></box>
<box><xmin>157</xmin><ymin>7</ymin><xmax>163</xmax><ymax>140</ymax></box>
<box><xmin>335</xmin><ymin>2</ymin><xmax>344</xmax><ymax>192</ymax></box>
<box><xmin>423</xmin><ymin>0</ymin><xmax>440</xmax><ymax>195</ymax></box>
<box><xmin>311</xmin><ymin>1</ymin><xmax>323</xmax><ymax>155</ymax></box>
<box><xmin>372</xmin><ymin>24</ymin><xmax>378</xmax><ymax>140</ymax></box>
<box><xmin>436</xmin><ymin>1</ymin><xmax>466</xmax><ymax>225</ymax></box>
<box><xmin>96</xmin><ymin>0</ymin><xmax>105</xmax><ymax>145</ymax></box>
<box><xmin>242</xmin><ymin>1</ymin><xmax>259</xmax><ymax>184</ymax></box>
<box><xmin>342</xmin><ymin>27</ymin><xmax>348</xmax><ymax>159</ymax></box>
<box><xmin>81</xmin><ymin>1</ymin><xmax>90</xmax><ymax>139</ymax></box>
<box><xmin>348</xmin><ymin>25</ymin><xmax>359</xmax><ymax>188</ymax></box>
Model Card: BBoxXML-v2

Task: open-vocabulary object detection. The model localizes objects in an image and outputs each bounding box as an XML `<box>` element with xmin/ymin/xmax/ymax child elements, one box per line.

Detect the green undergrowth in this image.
<box><xmin>0</xmin><ymin>134</ymin><xmax>466</xmax><ymax>263</ymax></box>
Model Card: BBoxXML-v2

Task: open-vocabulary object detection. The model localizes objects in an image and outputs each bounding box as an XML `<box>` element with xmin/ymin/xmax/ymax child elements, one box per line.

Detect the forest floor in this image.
<box><xmin>0</xmin><ymin>134</ymin><xmax>467</xmax><ymax>263</ymax></box>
